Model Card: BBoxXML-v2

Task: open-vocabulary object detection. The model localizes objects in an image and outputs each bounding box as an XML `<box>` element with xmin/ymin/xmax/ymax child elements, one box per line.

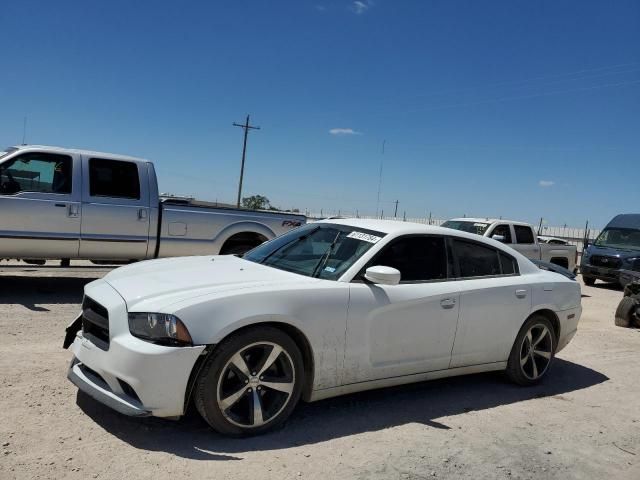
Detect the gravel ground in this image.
<box><xmin>0</xmin><ymin>263</ymin><xmax>638</xmax><ymax>480</ymax></box>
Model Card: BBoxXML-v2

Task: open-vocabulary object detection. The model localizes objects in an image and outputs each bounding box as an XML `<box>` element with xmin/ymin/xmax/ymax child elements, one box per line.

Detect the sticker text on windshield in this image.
<box><xmin>346</xmin><ymin>232</ymin><xmax>382</xmax><ymax>243</ymax></box>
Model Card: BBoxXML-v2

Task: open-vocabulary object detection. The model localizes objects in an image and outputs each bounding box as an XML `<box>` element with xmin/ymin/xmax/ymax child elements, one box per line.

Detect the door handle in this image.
<box><xmin>68</xmin><ymin>204</ymin><xmax>79</xmax><ymax>217</ymax></box>
<box><xmin>54</xmin><ymin>203</ymin><xmax>67</xmax><ymax>208</ymax></box>
<box><xmin>440</xmin><ymin>298</ymin><xmax>456</xmax><ymax>309</ymax></box>
<box><xmin>515</xmin><ymin>289</ymin><xmax>528</xmax><ymax>298</ymax></box>
<box><xmin>137</xmin><ymin>208</ymin><xmax>148</xmax><ymax>220</ymax></box>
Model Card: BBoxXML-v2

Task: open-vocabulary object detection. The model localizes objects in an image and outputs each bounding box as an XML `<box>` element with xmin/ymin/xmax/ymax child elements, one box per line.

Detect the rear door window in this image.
<box><xmin>89</xmin><ymin>158</ymin><xmax>140</xmax><ymax>199</ymax></box>
<box><xmin>451</xmin><ymin>239</ymin><xmax>502</xmax><ymax>278</ymax></box>
<box><xmin>514</xmin><ymin>225</ymin><xmax>535</xmax><ymax>244</ymax></box>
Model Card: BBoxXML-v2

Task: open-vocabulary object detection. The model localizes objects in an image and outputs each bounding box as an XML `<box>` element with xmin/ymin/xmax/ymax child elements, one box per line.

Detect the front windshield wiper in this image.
<box><xmin>259</xmin><ymin>226</ymin><xmax>320</xmax><ymax>265</ymax></box>
<box><xmin>311</xmin><ymin>231</ymin><xmax>342</xmax><ymax>278</ymax></box>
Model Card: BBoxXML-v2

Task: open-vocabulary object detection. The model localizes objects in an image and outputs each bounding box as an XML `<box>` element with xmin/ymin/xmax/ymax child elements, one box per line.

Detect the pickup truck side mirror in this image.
<box><xmin>364</xmin><ymin>266</ymin><xmax>401</xmax><ymax>285</ymax></box>
<box><xmin>491</xmin><ymin>234</ymin><xmax>506</xmax><ymax>243</ymax></box>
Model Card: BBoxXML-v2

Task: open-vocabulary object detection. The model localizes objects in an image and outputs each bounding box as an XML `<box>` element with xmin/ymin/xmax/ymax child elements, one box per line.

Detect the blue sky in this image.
<box><xmin>1</xmin><ymin>0</ymin><xmax>638</xmax><ymax>227</ymax></box>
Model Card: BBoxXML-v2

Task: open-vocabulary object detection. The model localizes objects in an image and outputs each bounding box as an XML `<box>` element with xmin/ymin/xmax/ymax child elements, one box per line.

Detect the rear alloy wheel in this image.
<box><xmin>506</xmin><ymin>315</ymin><xmax>556</xmax><ymax>385</ymax></box>
<box><xmin>195</xmin><ymin>327</ymin><xmax>303</xmax><ymax>436</ymax></box>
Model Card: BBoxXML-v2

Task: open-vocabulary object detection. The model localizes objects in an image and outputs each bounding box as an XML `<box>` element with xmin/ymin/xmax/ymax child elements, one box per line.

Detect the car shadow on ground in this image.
<box><xmin>77</xmin><ymin>358</ymin><xmax>608</xmax><ymax>461</ymax></box>
<box><xmin>0</xmin><ymin>276</ymin><xmax>97</xmax><ymax>311</ymax></box>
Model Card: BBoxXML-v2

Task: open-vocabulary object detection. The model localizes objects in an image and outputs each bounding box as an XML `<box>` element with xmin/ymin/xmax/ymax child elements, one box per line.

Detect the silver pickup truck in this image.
<box><xmin>0</xmin><ymin>145</ymin><xmax>305</xmax><ymax>263</ymax></box>
<box><xmin>442</xmin><ymin>217</ymin><xmax>578</xmax><ymax>272</ymax></box>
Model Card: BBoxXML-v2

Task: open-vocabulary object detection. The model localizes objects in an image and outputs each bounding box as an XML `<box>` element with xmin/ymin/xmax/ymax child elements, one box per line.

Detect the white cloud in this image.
<box><xmin>351</xmin><ymin>1</ymin><xmax>372</xmax><ymax>15</ymax></box>
<box><xmin>539</xmin><ymin>180</ymin><xmax>555</xmax><ymax>187</ymax></box>
<box><xmin>329</xmin><ymin>128</ymin><xmax>361</xmax><ymax>136</ymax></box>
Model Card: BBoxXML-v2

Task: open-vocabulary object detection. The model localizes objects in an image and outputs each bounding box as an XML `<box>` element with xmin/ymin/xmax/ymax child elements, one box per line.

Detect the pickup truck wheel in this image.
<box><xmin>221</xmin><ymin>244</ymin><xmax>255</xmax><ymax>255</ymax></box>
<box><xmin>194</xmin><ymin>326</ymin><xmax>304</xmax><ymax>436</ymax></box>
<box><xmin>615</xmin><ymin>296</ymin><xmax>639</xmax><ymax>328</ymax></box>
<box><xmin>583</xmin><ymin>276</ymin><xmax>596</xmax><ymax>286</ymax></box>
<box><xmin>506</xmin><ymin>315</ymin><xmax>556</xmax><ymax>386</ymax></box>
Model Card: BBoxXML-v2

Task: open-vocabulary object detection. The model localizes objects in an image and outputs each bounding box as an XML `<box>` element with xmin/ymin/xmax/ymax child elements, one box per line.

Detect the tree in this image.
<box><xmin>242</xmin><ymin>195</ymin><xmax>271</xmax><ymax>210</ymax></box>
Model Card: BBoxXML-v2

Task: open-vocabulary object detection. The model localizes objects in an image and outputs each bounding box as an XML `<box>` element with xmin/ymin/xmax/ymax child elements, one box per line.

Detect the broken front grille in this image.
<box><xmin>81</xmin><ymin>296</ymin><xmax>110</xmax><ymax>347</ymax></box>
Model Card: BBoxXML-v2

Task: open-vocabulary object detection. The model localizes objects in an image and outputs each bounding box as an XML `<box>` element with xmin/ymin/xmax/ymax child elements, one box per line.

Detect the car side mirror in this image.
<box><xmin>364</xmin><ymin>266</ymin><xmax>401</xmax><ymax>285</ymax></box>
<box><xmin>492</xmin><ymin>234</ymin><xmax>506</xmax><ymax>243</ymax></box>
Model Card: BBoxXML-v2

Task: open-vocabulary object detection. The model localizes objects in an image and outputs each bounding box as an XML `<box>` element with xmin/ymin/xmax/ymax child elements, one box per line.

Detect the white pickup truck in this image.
<box><xmin>0</xmin><ymin>145</ymin><xmax>305</xmax><ymax>264</ymax></box>
<box><xmin>442</xmin><ymin>218</ymin><xmax>577</xmax><ymax>272</ymax></box>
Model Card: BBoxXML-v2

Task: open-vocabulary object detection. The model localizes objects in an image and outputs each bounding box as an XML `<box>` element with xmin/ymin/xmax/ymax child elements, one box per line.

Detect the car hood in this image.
<box><xmin>102</xmin><ymin>255</ymin><xmax>314</xmax><ymax>311</ymax></box>
<box><xmin>584</xmin><ymin>245</ymin><xmax>640</xmax><ymax>261</ymax></box>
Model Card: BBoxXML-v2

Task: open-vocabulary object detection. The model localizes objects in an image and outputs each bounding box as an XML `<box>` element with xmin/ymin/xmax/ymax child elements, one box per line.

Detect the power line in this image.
<box><xmin>233</xmin><ymin>115</ymin><xmax>260</xmax><ymax>208</ymax></box>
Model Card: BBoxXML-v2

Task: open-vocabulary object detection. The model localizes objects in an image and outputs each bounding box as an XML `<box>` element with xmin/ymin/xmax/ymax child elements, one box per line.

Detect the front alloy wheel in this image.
<box><xmin>195</xmin><ymin>327</ymin><xmax>304</xmax><ymax>436</ymax></box>
<box><xmin>507</xmin><ymin>315</ymin><xmax>556</xmax><ymax>385</ymax></box>
<box><xmin>217</xmin><ymin>342</ymin><xmax>295</xmax><ymax>428</ymax></box>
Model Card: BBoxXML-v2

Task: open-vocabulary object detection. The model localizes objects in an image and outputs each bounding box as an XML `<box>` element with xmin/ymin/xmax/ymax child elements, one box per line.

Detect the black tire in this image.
<box><xmin>506</xmin><ymin>315</ymin><xmax>556</xmax><ymax>386</ymax></box>
<box><xmin>194</xmin><ymin>326</ymin><xmax>304</xmax><ymax>436</ymax></box>
<box><xmin>583</xmin><ymin>276</ymin><xmax>596</xmax><ymax>286</ymax></box>
<box><xmin>615</xmin><ymin>296</ymin><xmax>639</xmax><ymax>328</ymax></box>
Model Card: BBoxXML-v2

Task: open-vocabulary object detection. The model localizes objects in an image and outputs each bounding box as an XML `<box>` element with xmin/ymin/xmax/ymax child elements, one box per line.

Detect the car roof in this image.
<box><xmin>605</xmin><ymin>214</ymin><xmax>640</xmax><ymax>230</ymax></box>
<box><xmin>5</xmin><ymin>145</ymin><xmax>150</xmax><ymax>163</ymax></box>
<box><xmin>447</xmin><ymin>217</ymin><xmax>532</xmax><ymax>227</ymax></box>
<box><xmin>318</xmin><ymin>218</ymin><xmax>453</xmax><ymax>235</ymax></box>
<box><xmin>318</xmin><ymin>218</ymin><xmax>539</xmax><ymax>274</ymax></box>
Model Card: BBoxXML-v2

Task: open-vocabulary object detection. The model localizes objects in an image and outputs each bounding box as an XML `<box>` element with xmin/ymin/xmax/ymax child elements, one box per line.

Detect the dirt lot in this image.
<box><xmin>1</xmin><ymin>264</ymin><xmax>639</xmax><ymax>480</ymax></box>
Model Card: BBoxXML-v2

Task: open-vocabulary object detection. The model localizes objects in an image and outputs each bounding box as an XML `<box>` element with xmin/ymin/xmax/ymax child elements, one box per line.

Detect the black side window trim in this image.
<box><xmin>448</xmin><ymin>236</ymin><xmax>520</xmax><ymax>280</ymax></box>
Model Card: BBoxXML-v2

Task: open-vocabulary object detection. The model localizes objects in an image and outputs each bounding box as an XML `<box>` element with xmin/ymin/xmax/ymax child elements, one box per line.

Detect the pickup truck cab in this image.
<box><xmin>0</xmin><ymin>145</ymin><xmax>305</xmax><ymax>262</ymax></box>
<box><xmin>581</xmin><ymin>214</ymin><xmax>640</xmax><ymax>286</ymax></box>
<box><xmin>442</xmin><ymin>218</ymin><xmax>577</xmax><ymax>272</ymax></box>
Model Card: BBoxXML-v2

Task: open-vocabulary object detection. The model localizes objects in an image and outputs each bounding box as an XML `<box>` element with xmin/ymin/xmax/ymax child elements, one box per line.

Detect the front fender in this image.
<box><xmin>170</xmin><ymin>284</ymin><xmax>350</xmax><ymax>390</ymax></box>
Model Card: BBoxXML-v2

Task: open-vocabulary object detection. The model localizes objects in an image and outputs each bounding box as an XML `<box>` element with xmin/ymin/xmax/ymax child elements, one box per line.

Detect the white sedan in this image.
<box><xmin>64</xmin><ymin>219</ymin><xmax>582</xmax><ymax>436</ymax></box>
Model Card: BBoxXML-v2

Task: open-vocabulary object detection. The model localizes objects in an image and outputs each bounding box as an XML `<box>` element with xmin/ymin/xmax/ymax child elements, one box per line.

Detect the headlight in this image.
<box><xmin>128</xmin><ymin>313</ymin><xmax>193</xmax><ymax>346</ymax></box>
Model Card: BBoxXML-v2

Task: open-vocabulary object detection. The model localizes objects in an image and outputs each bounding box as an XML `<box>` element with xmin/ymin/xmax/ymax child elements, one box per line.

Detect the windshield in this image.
<box><xmin>442</xmin><ymin>220</ymin><xmax>490</xmax><ymax>236</ymax></box>
<box><xmin>243</xmin><ymin>223</ymin><xmax>385</xmax><ymax>280</ymax></box>
<box><xmin>594</xmin><ymin>228</ymin><xmax>640</xmax><ymax>251</ymax></box>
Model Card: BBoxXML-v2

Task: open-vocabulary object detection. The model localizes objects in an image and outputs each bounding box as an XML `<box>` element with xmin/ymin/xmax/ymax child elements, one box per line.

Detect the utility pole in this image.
<box><xmin>394</xmin><ymin>200</ymin><xmax>399</xmax><ymax>218</ymax></box>
<box><xmin>22</xmin><ymin>116</ymin><xmax>27</xmax><ymax>145</ymax></box>
<box><xmin>376</xmin><ymin>140</ymin><xmax>385</xmax><ymax>217</ymax></box>
<box><xmin>233</xmin><ymin>115</ymin><xmax>260</xmax><ymax>208</ymax></box>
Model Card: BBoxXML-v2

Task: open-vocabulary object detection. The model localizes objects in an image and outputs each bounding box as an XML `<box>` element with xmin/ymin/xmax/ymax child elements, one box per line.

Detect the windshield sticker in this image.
<box><xmin>347</xmin><ymin>231</ymin><xmax>382</xmax><ymax>243</ymax></box>
<box><xmin>473</xmin><ymin>223</ymin><xmax>486</xmax><ymax>227</ymax></box>
<box><xmin>324</xmin><ymin>266</ymin><xmax>336</xmax><ymax>273</ymax></box>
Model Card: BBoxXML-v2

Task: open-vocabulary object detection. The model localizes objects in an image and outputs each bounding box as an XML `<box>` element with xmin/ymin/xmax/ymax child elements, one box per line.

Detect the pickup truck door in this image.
<box><xmin>0</xmin><ymin>150</ymin><xmax>81</xmax><ymax>258</ymax></box>
<box><xmin>78</xmin><ymin>156</ymin><xmax>151</xmax><ymax>260</ymax></box>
